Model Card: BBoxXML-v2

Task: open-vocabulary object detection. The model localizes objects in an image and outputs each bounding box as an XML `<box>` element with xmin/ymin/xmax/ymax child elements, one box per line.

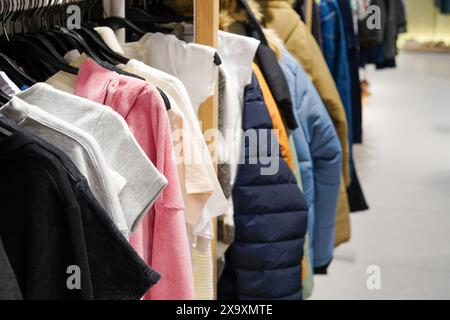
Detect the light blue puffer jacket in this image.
<box><xmin>280</xmin><ymin>48</ymin><xmax>342</xmax><ymax>269</ymax></box>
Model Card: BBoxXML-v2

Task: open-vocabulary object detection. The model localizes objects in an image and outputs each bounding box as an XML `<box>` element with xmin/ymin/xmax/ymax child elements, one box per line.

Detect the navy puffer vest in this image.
<box><xmin>218</xmin><ymin>73</ymin><xmax>308</xmax><ymax>300</ymax></box>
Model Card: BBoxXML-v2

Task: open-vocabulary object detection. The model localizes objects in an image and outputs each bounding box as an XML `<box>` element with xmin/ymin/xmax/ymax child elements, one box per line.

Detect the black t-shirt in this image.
<box><xmin>0</xmin><ymin>117</ymin><xmax>160</xmax><ymax>300</ymax></box>
<box><xmin>0</xmin><ymin>237</ymin><xmax>23</xmax><ymax>300</ymax></box>
<box><xmin>0</xmin><ymin>129</ymin><xmax>93</xmax><ymax>300</ymax></box>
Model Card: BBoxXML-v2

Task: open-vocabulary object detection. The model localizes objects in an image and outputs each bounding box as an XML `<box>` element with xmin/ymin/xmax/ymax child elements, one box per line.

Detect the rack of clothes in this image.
<box><xmin>0</xmin><ymin>0</ymin><xmax>392</xmax><ymax>301</ymax></box>
<box><xmin>0</xmin><ymin>0</ymin><xmax>221</xmax><ymax>300</ymax></box>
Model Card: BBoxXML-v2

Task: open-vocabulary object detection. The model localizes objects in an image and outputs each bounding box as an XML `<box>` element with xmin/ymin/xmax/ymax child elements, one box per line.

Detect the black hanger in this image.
<box><xmin>0</xmin><ymin>38</ymin><xmax>78</xmax><ymax>76</ymax></box>
<box><xmin>157</xmin><ymin>87</ymin><xmax>171</xmax><ymax>111</ymax></box>
<box><xmin>122</xmin><ymin>1</ymin><xmax>191</xmax><ymax>37</ymax></box>
<box><xmin>0</xmin><ymin>53</ymin><xmax>36</xmax><ymax>87</ymax></box>
<box><xmin>125</xmin><ymin>7</ymin><xmax>175</xmax><ymax>33</ymax></box>
<box><xmin>51</xmin><ymin>27</ymin><xmax>86</xmax><ymax>54</ymax></box>
<box><xmin>145</xmin><ymin>0</ymin><xmax>193</xmax><ymax>22</ymax></box>
<box><xmin>22</xmin><ymin>33</ymin><xmax>68</xmax><ymax>63</ymax></box>
<box><xmin>72</xmin><ymin>28</ymin><xmax>118</xmax><ymax>65</ymax></box>
<box><xmin>99</xmin><ymin>16</ymin><xmax>146</xmax><ymax>38</ymax></box>
<box><xmin>126</xmin><ymin>7</ymin><xmax>164</xmax><ymax>23</ymax></box>
<box><xmin>41</xmin><ymin>31</ymin><xmax>71</xmax><ymax>55</ymax></box>
<box><xmin>77</xmin><ymin>24</ymin><xmax>129</xmax><ymax>65</ymax></box>
<box><xmin>54</xmin><ymin>26</ymin><xmax>105</xmax><ymax>63</ymax></box>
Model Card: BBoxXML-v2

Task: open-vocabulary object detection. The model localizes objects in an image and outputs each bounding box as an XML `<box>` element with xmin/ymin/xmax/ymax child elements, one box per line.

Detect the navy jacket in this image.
<box><xmin>319</xmin><ymin>0</ymin><xmax>353</xmax><ymax>148</ymax></box>
<box><xmin>218</xmin><ymin>73</ymin><xmax>308</xmax><ymax>300</ymax></box>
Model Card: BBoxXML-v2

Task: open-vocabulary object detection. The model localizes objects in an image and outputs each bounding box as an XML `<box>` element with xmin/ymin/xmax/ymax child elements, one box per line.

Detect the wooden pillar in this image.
<box><xmin>306</xmin><ymin>0</ymin><xmax>314</xmax><ymax>32</ymax></box>
<box><xmin>194</xmin><ymin>1</ymin><xmax>219</xmax><ymax>142</ymax></box>
<box><xmin>194</xmin><ymin>0</ymin><xmax>219</xmax><ymax>299</ymax></box>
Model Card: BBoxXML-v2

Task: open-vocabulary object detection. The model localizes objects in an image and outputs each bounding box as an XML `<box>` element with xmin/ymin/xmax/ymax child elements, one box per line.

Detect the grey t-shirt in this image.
<box><xmin>17</xmin><ymin>83</ymin><xmax>168</xmax><ymax>232</ymax></box>
<box><xmin>0</xmin><ymin>97</ymin><xmax>129</xmax><ymax>236</ymax></box>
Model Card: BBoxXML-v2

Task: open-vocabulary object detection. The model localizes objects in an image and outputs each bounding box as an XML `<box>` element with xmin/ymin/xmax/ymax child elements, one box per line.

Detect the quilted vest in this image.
<box><xmin>218</xmin><ymin>73</ymin><xmax>308</xmax><ymax>300</ymax></box>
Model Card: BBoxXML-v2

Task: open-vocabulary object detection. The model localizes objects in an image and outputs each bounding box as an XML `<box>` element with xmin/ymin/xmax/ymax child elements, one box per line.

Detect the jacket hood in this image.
<box><xmin>165</xmin><ymin>0</ymin><xmax>265</xmax><ymax>28</ymax></box>
<box><xmin>263</xmin><ymin>28</ymin><xmax>285</xmax><ymax>60</ymax></box>
<box><xmin>219</xmin><ymin>0</ymin><xmax>285</xmax><ymax>60</ymax></box>
<box><xmin>165</xmin><ymin>0</ymin><xmax>284</xmax><ymax>59</ymax></box>
<box><xmin>166</xmin><ymin>0</ymin><xmax>296</xmax><ymax>27</ymax></box>
<box><xmin>219</xmin><ymin>0</ymin><xmax>263</xmax><ymax>31</ymax></box>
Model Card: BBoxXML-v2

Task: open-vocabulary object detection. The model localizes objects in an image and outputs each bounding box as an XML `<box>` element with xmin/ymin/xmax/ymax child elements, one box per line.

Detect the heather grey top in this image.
<box><xmin>0</xmin><ymin>97</ymin><xmax>131</xmax><ymax>235</ymax></box>
<box><xmin>16</xmin><ymin>83</ymin><xmax>168</xmax><ymax>232</ymax></box>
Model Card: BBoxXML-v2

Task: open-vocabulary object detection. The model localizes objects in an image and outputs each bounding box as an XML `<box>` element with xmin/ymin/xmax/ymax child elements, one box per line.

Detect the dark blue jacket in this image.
<box><xmin>319</xmin><ymin>0</ymin><xmax>353</xmax><ymax>148</ymax></box>
<box><xmin>218</xmin><ymin>73</ymin><xmax>308</xmax><ymax>300</ymax></box>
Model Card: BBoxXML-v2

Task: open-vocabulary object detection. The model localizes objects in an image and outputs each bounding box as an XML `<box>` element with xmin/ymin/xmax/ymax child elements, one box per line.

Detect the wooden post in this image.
<box><xmin>306</xmin><ymin>0</ymin><xmax>314</xmax><ymax>32</ymax></box>
<box><xmin>194</xmin><ymin>0</ymin><xmax>219</xmax><ymax>299</ymax></box>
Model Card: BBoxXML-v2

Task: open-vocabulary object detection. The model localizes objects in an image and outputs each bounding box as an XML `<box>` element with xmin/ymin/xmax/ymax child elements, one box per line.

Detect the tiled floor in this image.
<box><xmin>311</xmin><ymin>52</ymin><xmax>450</xmax><ymax>300</ymax></box>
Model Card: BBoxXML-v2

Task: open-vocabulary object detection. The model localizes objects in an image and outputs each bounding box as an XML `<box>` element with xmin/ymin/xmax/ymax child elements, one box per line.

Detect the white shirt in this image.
<box><xmin>217</xmin><ymin>31</ymin><xmax>260</xmax><ymax>185</ymax></box>
<box><xmin>123</xmin><ymin>59</ymin><xmax>227</xmax><ymax>248</ymax></box>
<box><xmin>121</xmin><ymin>32</ymin><xmax>218</xmax><ymax>113</ymax></box>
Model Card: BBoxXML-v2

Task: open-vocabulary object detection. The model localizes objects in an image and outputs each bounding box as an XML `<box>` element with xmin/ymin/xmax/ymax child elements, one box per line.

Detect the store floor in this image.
<box><xmin>311</xmin><ymin>52</ymin><xmax>450</xmax><ymax>300</ymax></box>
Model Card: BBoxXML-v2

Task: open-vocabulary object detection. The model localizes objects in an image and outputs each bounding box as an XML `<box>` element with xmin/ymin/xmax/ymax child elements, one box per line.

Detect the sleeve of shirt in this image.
<box><xmin>301</xmin><ymin>73</ymin><xmax>342</xmax><ymax>269</ymax></box>
<box><xmin>181</xmin><ymin>43</ymin><xmax>218</xmax><ymax>112</ymax></box>
<box><xmin>133</xmin><ymin>91</ymin><xmax>195</xmax><ymax>300</ymax></box>
<box><xmin>93</xmin><ymin>110</ymin><xmax>168</xmax><ymax>233</ymax></box>
<box><xmin>218</xmin><ymin>31</ymin><xmax>260</xmax><ymax>89</ymax></box>
<box><xmin>169</xmin><ymin>108</ymin><xmax>214</xmax><ymax>227</ymax></box>
<box><xmin>79</xmin><ymin>184</ymin><xmax>161</xmax><ymax>300</ymax></box>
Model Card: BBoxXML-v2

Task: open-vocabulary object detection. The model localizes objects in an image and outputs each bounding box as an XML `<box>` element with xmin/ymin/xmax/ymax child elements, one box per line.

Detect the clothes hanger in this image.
<box><xmin>99</xmin><ymin>16</ymin><xmax>146</xmax><ymax>38</ymax></box>
<box><xmin>70</xmin><ymin>0</ymin><xmax>129</xmax><ymax>65</ymax></box>
<box><xmin>43</xmin><ymin>1</ymin><xmax>119</xmax><ymax>65</ymax></box>
<box><xmin>125</xmin><ymin>7</ymin><xmax>175</xmax><ymax>33</ymax></box>
<box><xmin>41</xmin><ymin>30</ymin><xmax>71</xmax><ymax>55</ymax></box>
<box><xmin>0</xmin><ymin>53</ymin><xmax>37</xmax><ymax>87</ymax></box>
<box><xmin>127</xmin><ymin>3</ymin><xmax>191</xmax><ymax>24</ymax></box>
<box><xmin>24</xmin><ymin>32</ymin><xmax>69</xmax><ymax>63</ymax></box>
<box><xmin>0</xmin><ymin>38</ymin><xmax>78</xmax><ymax>75</ymax></box>
<box><xmin>43</xmin><ymin>1</ymin><xmax>140</xmax><ymax>79</ymax></box>
<box><xmin>36</xmin><ymin>0</ymin><xmax>71</xmax><ymax>55</ymax></box>
<box><xmin>0</xmin><ymin>0</ymin><xmax>62</xmax><ymax>65</ymax></box>
<box><xmin>157</xmin><ymin>87</ymin><xmax>171</xmax><ymax>111</ymax></box>
<box><xmin>145</xmin><ymin>0</ymin><xmax>193</xmax><ymax>22</ymax></box>
<box><xmin>0</xmin><ymin>1</ymin><xmax>69</xmax><ymax>81</ymax></box>
<box><xmin>72</xmin><ymin>29</ymin><xmax>119</xmax><ymax>65</ymax></box>
<box><xmin>41</xmin><ymin>0</ymin><xmax>99</xmax><ymax>61</ymax></box>
<box><xmin>77</xmin><ymin>24</ymin><xmax>129</xmax><ymax>65</ymax></box>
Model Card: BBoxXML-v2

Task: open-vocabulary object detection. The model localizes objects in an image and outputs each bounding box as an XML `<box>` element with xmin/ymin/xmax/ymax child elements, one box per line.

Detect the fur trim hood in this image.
<box><xmin>219</xmin><ymin>0</ymin><xmax>263</xmax><ymax>31</ymax></box>
<box><xmin>165</xmin><ymin>0</ymin><xmax>286</xmax><ymax>59</ymax></box>
<box><xmin>165</xmin><ymin>0</ymin><xmax>264</xmax><ymax>30</ymax></box>
<box><xmin>219</xmin><ymin>0</ymin><xmax>286</xmax><ymax>60</ymax></box>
